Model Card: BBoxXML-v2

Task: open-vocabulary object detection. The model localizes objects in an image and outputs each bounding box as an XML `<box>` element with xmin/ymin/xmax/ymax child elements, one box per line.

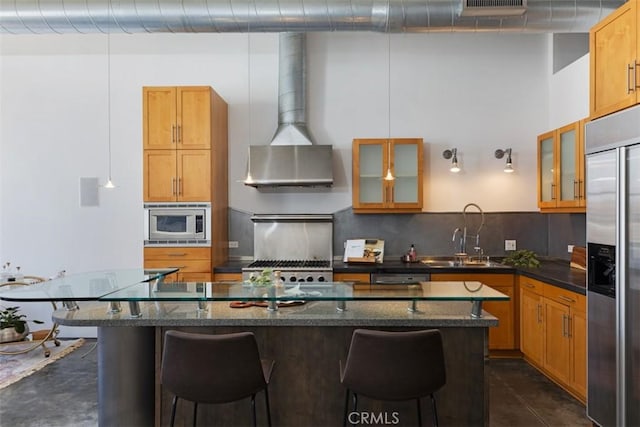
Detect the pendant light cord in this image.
<box><xmin>104</xmin><ymin>2</ymin><xmax>115</xmax><ymax>188</ymax></box>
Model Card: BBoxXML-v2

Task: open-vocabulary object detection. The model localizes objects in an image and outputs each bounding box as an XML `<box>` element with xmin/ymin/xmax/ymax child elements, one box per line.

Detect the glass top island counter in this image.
<box><xmin>0</xmin><ymin>269</ymin><xmax>509</xmax><ymax>427</ymax></box>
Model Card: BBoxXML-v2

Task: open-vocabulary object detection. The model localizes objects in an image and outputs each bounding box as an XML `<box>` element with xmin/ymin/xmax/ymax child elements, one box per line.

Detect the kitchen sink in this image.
<box><xmin>419</xmin><ymin>257</ymin><xmax>504</xmax><ymax>268</ymax></box>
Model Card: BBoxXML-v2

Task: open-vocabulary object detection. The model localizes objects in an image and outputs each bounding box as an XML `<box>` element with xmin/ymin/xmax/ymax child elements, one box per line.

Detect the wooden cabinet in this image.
<box><xmin>519</xmin><ymin>276</ymin><xmax>586</xmax><ymax>402</ymax></box>
<box><xmin>213</xmin><ymin>272</ymin><xmax>242</xmax><ymax>282</ymax></box>
<box><xmin>431</xmin><ymin>273</ymin><xmax>515</xmax><ymax>350</ymax></box>
<box><xmin>143</xmin><ymin>149</ymin><xmax>211</xmax><ymax>202</ymax></box>
<box><xmin>144</xmin><ymin>247</ymin><xmax>212</xmax><ymax>282</ymax></box>
<box><xmin>142</xmin><ymin>85</ymin><xmax>229</xmax><ymax>273</ymax></box>
<box><xmin>537</xmin><ymin>120</ymin><xmax>586</xmax><ymax>213</ymax></box>
<box><xmin>334</xmin><ymin>272</ymin><xmax>371</xmax><ymax>290</ymax></box>
<box><xmin>352</xmin><ymin>138</ymin><xmax>423</xmax><ymax>213</ymax></box>
<box><xmin>143</xmin><ymin>86</ymin><xmax>227</xmax><ymax>203</ymax></box>
<box><xmin>143</xmin><ymin>86</ymin><xmax>212</xmax><ymax>150</ymax></box>
<box><xmin>590</xmin><ymin>0</ymin><xmax>640</xmax><ymax>120</ymax></box>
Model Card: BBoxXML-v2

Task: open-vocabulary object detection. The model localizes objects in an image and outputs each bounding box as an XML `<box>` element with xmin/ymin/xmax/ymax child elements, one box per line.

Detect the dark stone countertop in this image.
<box><xmin>214</xmin><ymin>258</ymin><xmax>586</xmax><ymax>295</ymax></box>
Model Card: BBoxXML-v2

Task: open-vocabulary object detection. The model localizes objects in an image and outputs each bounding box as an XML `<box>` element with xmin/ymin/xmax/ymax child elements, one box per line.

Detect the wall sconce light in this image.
<box><xmin>495</xmin><ymin>148</ymin><xmax>514</xmax><ymax>173</ymax></box>
<box><xmin>442</xmin><ymin>148</ymin><xmax>461</xmax><ymax>173</ymax></box>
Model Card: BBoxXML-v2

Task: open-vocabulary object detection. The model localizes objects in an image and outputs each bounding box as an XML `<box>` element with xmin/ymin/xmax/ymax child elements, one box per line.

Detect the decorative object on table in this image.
<box><xmin>343</xmin><ymin>239</ymin><xmax>385</xmax><ymax>263</ymax></box>
<box><xmin>0</xmin><ymin>338</ymin><xmax>85</xmax><ymax>390</ymax></box>
<box><xmin>570</xmin><ymin>246</ymin><xmax>587</xmax><ymax>270</ymax></box>
<box><xmin>0</xmin><ymin>275</ymin><xmax>62</xmax><ymax>356</ymax></box>
<box><xmin>502</xmin><ymin>249</ymin><xmax>540</xmax><ymax>268</ymax></box>
<box><xmin>0</xmin><ymin>306</ymin><xmax>43</xmax><ymax>343</ymax></box>
<box><xmin>244</xmin><ymin>268</ymin><xmax>274</xmax><ymax>287</ymax></box>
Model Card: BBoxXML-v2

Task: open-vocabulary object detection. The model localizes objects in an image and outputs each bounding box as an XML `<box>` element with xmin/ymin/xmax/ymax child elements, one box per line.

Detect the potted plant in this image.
<box><xmin>0</xmin><ymin>306</ymin><xmax>43</xmax><ymax>343</ymax></box>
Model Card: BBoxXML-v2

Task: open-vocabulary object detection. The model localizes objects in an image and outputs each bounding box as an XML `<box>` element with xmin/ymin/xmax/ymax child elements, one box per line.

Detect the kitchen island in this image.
<box><xmin>2</xmin><ymin>271</ymin><xmax>508</xmax><ymax>427</ymax></box>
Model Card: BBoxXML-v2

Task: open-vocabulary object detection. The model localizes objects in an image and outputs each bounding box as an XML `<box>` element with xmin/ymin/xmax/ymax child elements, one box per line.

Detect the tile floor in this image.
<box><xmin>0</xmin><ymin>340</ymin><xmax>590</xmax><ymax>426</ymax></box>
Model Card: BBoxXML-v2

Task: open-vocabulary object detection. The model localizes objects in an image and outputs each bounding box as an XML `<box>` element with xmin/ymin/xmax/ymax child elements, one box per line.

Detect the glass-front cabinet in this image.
<box><xmin>352</xmin><ymin>138</ymin><xmax>423</xmax><ymax>213</ymax></box>
<box><xmin>537</xmin><ymin>120</ymin><xmax>586</xmax><ymax>212</ymax></box>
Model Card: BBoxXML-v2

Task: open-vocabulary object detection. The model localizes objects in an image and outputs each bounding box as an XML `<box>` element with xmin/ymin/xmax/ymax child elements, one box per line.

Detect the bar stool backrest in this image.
<box><xmin>161</xmin><ymin>330</ymin><xmax>268</xmax><ymax>404</ymax></box>
<box><xmin>341</xmin><ymin>329</ymin><xmax>446</xmax><ymax>401</ymax></box>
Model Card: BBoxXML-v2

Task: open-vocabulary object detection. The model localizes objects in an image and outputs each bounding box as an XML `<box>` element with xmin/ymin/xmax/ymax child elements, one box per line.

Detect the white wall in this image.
<box><xmin>548</xmin><ymin>53</ymin><xmax>590</xmax><ymax>128</ymax></box>
<box><xmin>1</xmin><ymin>31</ymin><xmax>588</xmax><ymax>336</ymax></box>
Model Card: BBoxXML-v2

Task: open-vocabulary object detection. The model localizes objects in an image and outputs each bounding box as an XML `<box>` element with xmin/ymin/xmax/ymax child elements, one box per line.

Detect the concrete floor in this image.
<box><xmin>0</xmin><ymin>339</ymin><xmax>590</xmax><ymax>427</ymax></box>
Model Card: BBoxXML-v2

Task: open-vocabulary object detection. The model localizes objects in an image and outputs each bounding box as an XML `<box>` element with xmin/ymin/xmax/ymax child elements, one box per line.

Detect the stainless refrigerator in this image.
<box><xmin>585</xmin><ymin>104</ymin><xmax>640</xmax><ymax>427</ymax></box>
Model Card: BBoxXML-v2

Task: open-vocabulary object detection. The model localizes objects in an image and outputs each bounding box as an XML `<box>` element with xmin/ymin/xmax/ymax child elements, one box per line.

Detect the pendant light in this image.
<box><xmin>103</xmin><ymin>3</ymin><xmax>115</xmax><ymax>189</ymax></box>
<box><xmin>384</xmin><ymin>31</ymin><xmax>395</xmax><ymax>182</ymax></box>
<box><xmin>243</xmin><ymin>5</ymin><xmax>254</xmax><ymax>185</ymax></box>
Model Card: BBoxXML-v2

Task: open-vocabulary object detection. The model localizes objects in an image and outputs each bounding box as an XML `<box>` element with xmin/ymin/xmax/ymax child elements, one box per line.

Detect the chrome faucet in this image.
<box><xmin>452</xmin><ymin>228</ymin><xmax>464</xmax><ymax>255</ymax></box>
<box><xmin>460</xmin><ymin>203</ymin><xmax>485</xmax><ymax>259</ymax></box>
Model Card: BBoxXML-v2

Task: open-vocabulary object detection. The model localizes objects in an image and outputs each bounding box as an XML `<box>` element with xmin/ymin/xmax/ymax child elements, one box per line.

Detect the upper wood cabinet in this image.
<box><xmin>143</xmin><ymin>149</ymin><xmax>211</xmax><ymax>202</ymax></box>
<box><xmin>537</xmin><ymin>120</ymin><xmax>585</xmax><ymax>213</ymax></box>
<box><xmin>590</xmin><ymin>0</ymin><xmax>640</xmax><ymax>120</ymax></box>
<box><xmin>352</xmin><ymin>138</ymin><xmax>423</xmax><ymax>213</ymax></box>
<box><xmin>143</xmin><ymin>86</ymin><xmax>212</xmax><ymax>150</ymax></box>
<box><xmin>143</xmin><ymin>86</ymin><xmax>228</xmax><ymax>203</ymax></box>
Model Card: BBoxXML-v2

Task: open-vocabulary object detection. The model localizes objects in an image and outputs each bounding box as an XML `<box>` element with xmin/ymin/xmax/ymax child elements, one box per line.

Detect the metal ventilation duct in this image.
<box><xmin>245</xmin><ymin>33</ymin><xmax>333</xmax><ymax>188</ymax></box>
<box><xmin>0</xmin><ymin>0</ymin><xmax>626</xmax><ymax>34</ymax></box>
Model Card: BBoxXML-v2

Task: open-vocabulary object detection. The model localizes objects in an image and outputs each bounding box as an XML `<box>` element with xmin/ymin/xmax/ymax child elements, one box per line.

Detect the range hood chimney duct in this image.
<box><xmin>245</xmin><ymin>33</ymin><xmax>333</xmax><ymax>188</ymax></box>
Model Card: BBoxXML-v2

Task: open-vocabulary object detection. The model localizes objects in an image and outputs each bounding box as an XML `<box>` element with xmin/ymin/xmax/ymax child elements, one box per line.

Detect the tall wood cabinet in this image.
<box><xmin>590</xmin><ymin>0</ymin><xmax>640</xmax><ymax>120</ymax></box>
<box><xmin>519</xmin><ymin>276</ymin><xmax>586</xmax><ymax>403</ymax></box>
<box><xmin>537</xmin><ymin>120</ymin><xmax>585</xmax><ymax>213</ymax></box>
<box><xmin>142</xmin><ymin>86</ymin><xmax>229</xmax><ymax>279</ymax></box>
<box><xmin>352</xmin><ymin>138</ymin><xmax>423</xmax><ymax>213</ymax></box>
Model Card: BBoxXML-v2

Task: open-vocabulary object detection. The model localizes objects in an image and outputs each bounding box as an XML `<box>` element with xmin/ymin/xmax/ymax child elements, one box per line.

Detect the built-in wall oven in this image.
<box><xmin>143</xmin><ymin>203</ymin><xmax>211</xmax><ymax>246</ymax></box>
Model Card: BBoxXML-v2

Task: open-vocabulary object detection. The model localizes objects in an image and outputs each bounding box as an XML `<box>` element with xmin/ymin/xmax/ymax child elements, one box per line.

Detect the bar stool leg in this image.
<box><xmin>416</xmin><ymin>398</ymin><xmax>422</xmax><ymax>427</ymax></box>
<box><xmin>192</xmin><ymin>402</ymin><xmax>198</xmax><ymax>427</ymax></box>
<box><xmin>343</xmin><ymin>389</ymin><xmax>350</xmax><ymax>427</ymax></box>
<box><xmin>264</xmin><ymin>388</ymin><xmax>272</xmax><ymax>427</ymax></box>
<box><xmin>170</xmin><ymin>396</ymin><xmax>178</xmax><ymax>427</ymax></box>
<box><xmin>431</xmin><ymin>394</ymin><xmax>439</xmax><ymax>427</ymax></box>
<box><xmin>251</xmin><ymin>394</ymin><xmax>257</xmax><ymax>427</ymax></box>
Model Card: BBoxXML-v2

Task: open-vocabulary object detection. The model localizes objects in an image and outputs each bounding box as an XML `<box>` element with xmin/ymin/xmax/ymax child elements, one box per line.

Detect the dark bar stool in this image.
<box><xmin>161</xmin><ymin>330</ymin><xmax>274</xmax><ymax>427</ymax></box>
<box><xmin>340</xmin><ymin>329</ymin><xmax>446</xmax><ymax>427</ymax></box>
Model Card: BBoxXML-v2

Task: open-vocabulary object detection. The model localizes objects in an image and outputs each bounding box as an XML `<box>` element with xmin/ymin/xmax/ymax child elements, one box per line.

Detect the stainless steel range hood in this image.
<box><xmin>245</xmin><ymin>145</ymin><xmax>333</xmax><ymax>187</ymax></box>
<box><xmin>245</xmin><ymin>33</ymin><xmax>333</xmax><ymax>188</ymax></box>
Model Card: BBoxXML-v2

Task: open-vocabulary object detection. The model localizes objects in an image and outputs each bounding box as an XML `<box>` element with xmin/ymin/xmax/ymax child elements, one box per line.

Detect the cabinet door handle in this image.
<box><xmin>177</xmin><ymin>125</ymin><xmax>182</xmax><ymax>144</ymax></box>
<box><xmin>172</xmin><ymin>178</ymin><xmax>177</xmax><ymax>195</ymax></box>
<box><xmin>634</xmin><ymin>61</ymin><xmax>639</xmax><ymax>90</ymax></box>
<box><xmin>551</xmin><ymin>183</ymin><xmax>556</xmax><ymax>200</ymax></box>
<box><xmin>574</xmin><ymin>180</ymin><xmax>579</xmax><ymax>200</ymax></box>
<box><xmin>628</xmin><ymin>63</ymin><xmax>636</xmax><ymax>94</ymax></box>
<box><xmin>567</xmin><ymin>315</ymin><xmax>572</xmax><ymax>338</ymax></box>
<box><xmin>523</xmin><ymin>283</ymin><xmax>535</xmax><ymax>289</ymax></box>
<box><xmin>537</xmin><ymin>304</ymin><xmax>542</xmax><ymax>323</ymax></box>
<box><xmin>558</xmin><ymin>295</ymin><xmax>575</xmax><ymax>303</ymax></box>
<box><xmin>177</xmin><ymin>177</ymin><xmax>182</xmax><ymax>195</ymax></box>
<box><xmin>167</xmin><ymin>253</ymin><xmax>188</xmax><ymax>257</ymax></box>
<box><xmin>172</xmin><ymin>125</ymin><xmax>176</xmax><ymax>143</ymax></box>
<box><xmin>562</xmin><ymin>314</ymin><xmax>567</xmax><ymax>337</ymax></box>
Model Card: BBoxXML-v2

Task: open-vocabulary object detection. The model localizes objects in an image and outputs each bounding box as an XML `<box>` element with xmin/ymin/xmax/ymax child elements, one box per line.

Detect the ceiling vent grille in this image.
<box><xmin>460</xmin><ymin>0</ymin><xmax>527</xmax><ymax>17</ymax></box>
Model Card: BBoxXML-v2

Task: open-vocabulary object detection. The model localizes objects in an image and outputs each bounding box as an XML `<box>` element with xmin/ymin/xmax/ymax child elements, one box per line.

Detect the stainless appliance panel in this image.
<box><xmin>587</xmin><ymin>291</ymin><xmax>617</xmax><ymax>427</ymax></box>
<box><xmin>371</xmin><ymin>273</ymin><xmax>430</xmax><ymax>285</ymax></box>
<box><xmin>625</xmin><ymin>145</ymin><xmax>640</xmax><ymax>426</ymax></box>
<box><xmin>252</xmin><ymin>215</ymin><xmax>333</xmax><ymax>262</ymax></box>
<box><xmin>587</xmin><ymin>151</ymin><xmax>617</xmax><ymax>246</ymax></box>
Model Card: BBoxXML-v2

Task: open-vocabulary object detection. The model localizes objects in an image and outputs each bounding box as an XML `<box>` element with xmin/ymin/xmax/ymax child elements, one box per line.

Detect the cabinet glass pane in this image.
<box><xmin>393</xmin><ymin>144</ymin><xmax>418</xmax><ymax>203</ymax></box>
<box><xmin>394</xmin><ymin>144</ymin><xmax>418</xmax><ymax>176</ymax></box>
<box><xmin>540</xmin><ymin>137</ymin><xmax>554</xmax><ymax>202</ymax></box>
<box><xmin>358</xmin><ymin>145</ymin><xmax>383</xmax><ymax>203</ymax></box>
<box><xmin>560</xmin><ymin>130</ymin><xmax>577</xmax><ymax>201</ymax></box>
<box><xmin>359</xmin><ymin>145</ymin><xmax>383</xmax><ymax>177</ymax></box>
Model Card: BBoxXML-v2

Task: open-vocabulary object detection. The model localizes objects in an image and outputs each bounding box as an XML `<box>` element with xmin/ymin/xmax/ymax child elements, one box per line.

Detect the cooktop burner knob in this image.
<box><xmin>305</xmin><ymin>276</ymin><xmax>314</xmax><ymax>282</ymax></box>
<box><xmin>289</xmin><ymin>276</ymin><xmax>297</xmax><ymax>282</ymax></box>
<box><xmin>318</xmin><ymin>276</ymin><xmax>325</xmax><ymax>282</ymax></box>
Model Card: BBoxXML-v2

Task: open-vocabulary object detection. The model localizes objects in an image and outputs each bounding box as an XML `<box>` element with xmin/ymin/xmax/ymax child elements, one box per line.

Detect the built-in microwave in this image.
<box><xmin>144</xmin><ymin>203</ymin><xmax>211</xmax><ymax>245</ymax></box>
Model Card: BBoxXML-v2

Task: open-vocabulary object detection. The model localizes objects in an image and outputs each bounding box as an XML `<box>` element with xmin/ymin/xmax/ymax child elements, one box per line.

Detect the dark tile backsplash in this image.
<box><xmin>227</xmin><ymin>208</ymin><xmax>585</xmax><ymax>261</ymax></box>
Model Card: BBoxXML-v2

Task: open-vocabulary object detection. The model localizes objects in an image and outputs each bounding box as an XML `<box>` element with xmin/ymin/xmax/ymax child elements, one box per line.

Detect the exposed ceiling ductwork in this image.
<box><xmin>0</xmin><ymin>0</ymin><xmax>625</xmax><ymax>34</ymax></box>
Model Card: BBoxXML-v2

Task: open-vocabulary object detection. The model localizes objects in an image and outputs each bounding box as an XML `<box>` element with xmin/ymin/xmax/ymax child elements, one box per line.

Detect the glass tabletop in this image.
<box><xmin>99</xmin><ymin>281</ymin><xmax>509</xmax><ymax>302</ymax></box>
<box><xmin>0</xmin><ymin>269</ymin><xmax>178</xmax><ymax>302</ymax></box>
